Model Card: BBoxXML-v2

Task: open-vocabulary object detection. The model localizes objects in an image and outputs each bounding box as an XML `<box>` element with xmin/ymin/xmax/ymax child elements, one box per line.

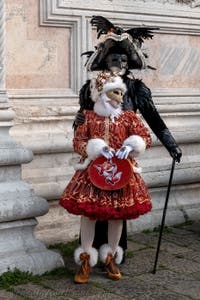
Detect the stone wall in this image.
<box><xmin>5</xmin><ymin>0</ymin><xmax>200</xmax><ymax>244</ymax></box>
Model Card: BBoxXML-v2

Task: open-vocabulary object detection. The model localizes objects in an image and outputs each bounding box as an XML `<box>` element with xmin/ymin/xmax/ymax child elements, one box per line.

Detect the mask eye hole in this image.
<box><xmin>113</xmin><ymin>90</ymin><xmax>119</xmax><ymax>95</ymax></box>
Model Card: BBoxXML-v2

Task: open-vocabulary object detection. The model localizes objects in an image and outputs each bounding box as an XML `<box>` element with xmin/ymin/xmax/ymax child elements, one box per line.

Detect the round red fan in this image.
<box><xmin>89</xmin><ymin>156</ymin><xmax>133</xmax><ymax>190</ymax></box>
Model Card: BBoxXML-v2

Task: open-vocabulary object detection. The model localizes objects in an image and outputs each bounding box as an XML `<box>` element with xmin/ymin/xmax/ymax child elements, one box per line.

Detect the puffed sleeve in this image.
<box><xmin>73</xmin><ymin>111</ymin><xmax>90</xmax><ymax>157</ymax></box>
<box><xmin>125</xmin><ymin>111</ymin><xmax>152</xmax><ymax>149</ymax></box>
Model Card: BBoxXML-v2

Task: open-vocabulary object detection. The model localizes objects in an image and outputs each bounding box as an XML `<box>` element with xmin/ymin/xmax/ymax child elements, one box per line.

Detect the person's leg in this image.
<box><xmin>108</xmin><ymin>220</ymin><xmax>123</xmax><ymax>255</ymax></box>
<box><xmin>74</xmin><ymin>216</ymin><xmax>98</xmax><ymax>283</ymax></box>
<box><xmin>80</xmin><ymin>216</ymin><xmax>96</xmax><ymax>252</ymax></box>
<box><xmin>93</xmin><ymin>220</ymin><xmax>127</xmax><ymax>262</ymax></box>
<box><xmin>99</xmin><ymin>220</ymin><xmax>124</xmax><ymax>280</ymax></box>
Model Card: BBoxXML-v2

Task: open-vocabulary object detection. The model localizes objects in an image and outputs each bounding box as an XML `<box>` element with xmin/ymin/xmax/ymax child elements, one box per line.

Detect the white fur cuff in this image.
<box><xmin>74</xmin><ymin>246</ymin><xmax>98</xmax><ymax>267</ymax></box>
<box><xmin>99</xmin><ymin>244</ymin><xmax>123</xmax><ymax>265</ymax></box>
<box><xmin>123</xmin><ymin>135</ymin><xmax>146</xmax><ymax>156</ymax></box>
<box><xmin>86</xmin><ymin>138</ymin><xmax>108</xmax><ymax>160</ymax></box>
<box><xmin>115</xmin><ymin>246</ymin><xmax>124</xmax><ymax>265</ymax></box>
<box><xmin>99</xmin><ymin>244</ymin><xmax>113</xmax><ymax>263</ymax></box>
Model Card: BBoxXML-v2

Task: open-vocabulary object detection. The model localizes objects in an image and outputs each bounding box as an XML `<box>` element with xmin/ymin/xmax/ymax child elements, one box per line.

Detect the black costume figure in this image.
<box><xmin>74</xmin><ymin>16</ymin><xmax>182</xmax><ymax>257</ymax></box>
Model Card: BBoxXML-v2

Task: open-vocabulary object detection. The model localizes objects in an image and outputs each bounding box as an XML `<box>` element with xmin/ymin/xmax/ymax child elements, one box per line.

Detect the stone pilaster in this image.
<box><xmin>0</xmin><ymin>0</ymin><xmax>64</xmax><ymax>275</ymax></box>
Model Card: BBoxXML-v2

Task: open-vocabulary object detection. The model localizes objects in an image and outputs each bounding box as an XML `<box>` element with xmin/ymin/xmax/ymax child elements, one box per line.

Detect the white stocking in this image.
<box><xmin>80</xmin><ymin>216</ymin><xmax>96</xmax><ymax>253</ymax></box>
<box><xmin>108</xmin><ymin>220</ymin><xmax>123</xmax><ymax>255</ymax></box>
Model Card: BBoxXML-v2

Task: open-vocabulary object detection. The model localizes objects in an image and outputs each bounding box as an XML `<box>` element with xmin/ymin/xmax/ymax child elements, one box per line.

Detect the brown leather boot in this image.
<box><xmin>74</xmin><ymin>252</ymin><xmax>90</xmax><ymax>283</ymax></box>
<box><xmin>74</xmin><ymin>247</ymin><xmax>98</xmax><ymax>284</ymax></box>
<box><xmin>99</xmin><ymin>244</ymin><xmax>123</xmax><ymax>280</ymax></box>
<box><xmin>105</xmin><ymin>253</ymin><xmax>122</xmax><ymax>280</ymax></box>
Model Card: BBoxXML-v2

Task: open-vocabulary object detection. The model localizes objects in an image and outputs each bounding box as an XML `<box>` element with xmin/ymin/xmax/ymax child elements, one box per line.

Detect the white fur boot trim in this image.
<box><xmin>99</xmin><ymin>244</ymin><xmax>113</xmax><ymax>263</ymax></box>
<box><xmin>99</xmin><ymin>244</ymin><xmax>124</xmax><ymax>265</ymax></box>
<box><xmin>115</xmin><ymin>246</ymin><xmax>124</xmax><ymax>265</ymax></box>
<box><xmin>74</xmin><ymin>246</ymin><xmax>98</xmax><ymax>267</ymax></box>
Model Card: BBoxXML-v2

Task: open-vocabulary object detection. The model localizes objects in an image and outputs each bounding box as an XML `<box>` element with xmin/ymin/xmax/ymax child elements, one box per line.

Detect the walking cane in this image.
<box><xmin>152</xmin><ymin>157</ymin><xmax>176</xmax><ymax>274</ymax></box>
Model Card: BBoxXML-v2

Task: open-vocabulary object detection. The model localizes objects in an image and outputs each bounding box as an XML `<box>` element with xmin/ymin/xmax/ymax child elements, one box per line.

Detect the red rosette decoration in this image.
<box><xmin>89</xmin><ymin>156</ymin><xmax>133</xmax><ymax>190</ymax></box>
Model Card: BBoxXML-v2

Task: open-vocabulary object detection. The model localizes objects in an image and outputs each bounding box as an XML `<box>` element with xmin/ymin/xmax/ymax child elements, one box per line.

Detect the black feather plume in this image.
<box><xmin>126</xmin><ymin>27</ymin><xmax>159</xmax><ymax>44</ymax></box>
<box><xmin>91</xmin><ymin>16</ymin><xmax>116</xmax><ymax>38</ymax></box>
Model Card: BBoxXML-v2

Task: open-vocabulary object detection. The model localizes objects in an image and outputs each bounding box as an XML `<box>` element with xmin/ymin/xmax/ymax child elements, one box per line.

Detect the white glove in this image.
<box><xmin>116</xmin><ymin>145</ymin><xmax>133</xmax><ymax>159</ymax></box>
<box><xmin>100</xmin><ymin>146</ymin><xmax>115</xmax><ymax>159</ymax></box>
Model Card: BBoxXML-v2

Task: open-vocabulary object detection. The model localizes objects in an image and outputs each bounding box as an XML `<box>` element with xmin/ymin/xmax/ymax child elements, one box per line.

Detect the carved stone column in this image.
<box><xmin>0</xmin><ymin>0</ymin><xmax>64</xmax><ymax>275</ymax></box>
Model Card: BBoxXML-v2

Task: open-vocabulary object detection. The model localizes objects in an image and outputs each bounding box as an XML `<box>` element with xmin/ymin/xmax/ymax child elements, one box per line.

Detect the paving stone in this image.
<box><xmin>158</xmin><ymin>252</ymin><xmax>200</xmax><ymax>274</ymax></box>
<box><xmin>181</xmin><ymin>221</ymin><xmax>200</xmax><ymax>235</ymax></box>
<box><xmin>93</xmin><ymin>277</ymin><xmax>168</xmax><ymax>299</ymax></box>
<box><xmin>135</xmin><ymin>269</ymin><xmax>195</xmax><ymax>286</ymax></box>
<box><xmin>41</xmin><ymin>278</ymin><xmax>103</xmax><ymax>298</ymax></box>
<box><xmin>93</xmin><ymin>277</ymin><xmax>143</xmax><ymax>298</ymax></box>
<box><xmin>0</xmin><ymin>290</ymin><xmax>22</xmax><ymax>300</ymax></box>
<box><xmin>80</xmin><ymin>292</ymin><xmax>127</xmax><ymax>300</ymax></box>
<box><xmin>192</xmin><ymin>271</ymin><xmax>200</xmax><ymax>280</ymax></box>
<box><xmin>1</xmin><ymin>222</ymin><xmax>199</xmax><ymax>300</ymax></box>
<box><xmin>163</xmin><ymin>232</ymin><xmax>200</xmax><ymax>249</ymax></box>
<box><xmin>127</xmin><ymin>240</ymin><xmax>149</xmax><ymax>252</ymax></box>
<box><xmin>159</xmin><ymin>240</ymin><xmax>195</xmax><ymax>255</ymax></box>
<box><xmin>184</xmin><ymin>250</ymin><xmax>200</xmax><ymax>263</ymax></box>
<box><xmin>12</xmin><ymin>283</ymin><xmax>72</xmax><ymax>300</ymax></box>
<box><xmin>120</xmin><ymin>249</ymin><xmax>155</xmax><ymax>276</ymax></box>
<box><xmin>166</xmin><ymin>280</ymin><xmax>200</xmax><ymax>299</ymax></box>
<box><xmin>129</xmin><ymin>232</ymin><xmax>158</xmax><ymax>247</ymax></box>
<box><xmin>170</xmin><ymin>227</ymin><xmax>198</xmax><ymax>236</ymax></box>
<box><xmin>101</xmin><ymin>277</ymin><xmax>194</xmax><ymax>300</ymax></box>
<box><xmin>135</xmin><ymin>290</ymin><xmax>191</xmax><ymax>300</ymax></box>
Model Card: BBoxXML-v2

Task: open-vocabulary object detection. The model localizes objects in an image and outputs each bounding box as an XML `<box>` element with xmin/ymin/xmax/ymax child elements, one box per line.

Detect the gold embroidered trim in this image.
<box><xmin>104</xmin><ymin>117</ymin><xmax>110</xmax><ymax>145</ymax></box>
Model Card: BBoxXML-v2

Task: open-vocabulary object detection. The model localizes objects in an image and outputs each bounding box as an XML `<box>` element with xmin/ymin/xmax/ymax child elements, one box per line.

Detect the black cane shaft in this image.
<box><xmin>152</xmin><ymin>158</ymin><xmax>176</xmax><ymax>274</ymax></box>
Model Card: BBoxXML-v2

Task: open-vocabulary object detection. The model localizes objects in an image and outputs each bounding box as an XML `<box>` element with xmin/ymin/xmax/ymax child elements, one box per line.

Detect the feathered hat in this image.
<box><xmin>83</xmin><ymin>16</ymin><xmax>158</xmax><ymax>71</ymax></box>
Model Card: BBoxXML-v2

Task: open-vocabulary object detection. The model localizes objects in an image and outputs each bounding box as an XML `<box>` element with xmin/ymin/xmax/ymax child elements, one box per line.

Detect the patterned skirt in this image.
<box><xmin>59</xmin><ymin>165</ymin><xmax>152</xmax><ymax>221</ymax></box>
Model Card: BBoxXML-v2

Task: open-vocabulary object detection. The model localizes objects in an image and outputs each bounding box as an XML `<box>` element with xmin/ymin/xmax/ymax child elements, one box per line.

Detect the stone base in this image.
<box><xmin>0</xmin><ymin>219</ymin><xmax>64</xmax><ymax>275</ymax></box>
<box><xmin>128</xmin><ymin>183</ymin><xmax>200</xmax><ymax>233</ymax></box>
<box><xmin>35</xmin><ymin>202</ymin><xmax>80</xmax><ymax>245</ymax></box>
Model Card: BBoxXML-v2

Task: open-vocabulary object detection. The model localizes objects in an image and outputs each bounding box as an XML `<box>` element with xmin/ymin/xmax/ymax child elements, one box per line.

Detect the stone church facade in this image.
<box><xmin>3</xmin><ymin>0</ymin><xmax>200</xmax><ymax>244</ymax></box>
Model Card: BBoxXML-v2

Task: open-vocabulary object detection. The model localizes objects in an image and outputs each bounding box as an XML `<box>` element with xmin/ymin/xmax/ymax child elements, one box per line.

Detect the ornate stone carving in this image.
<box><xmin>140</xmin><ymin>0</ymin><xmax>200</xmax><ymax>7</ymax></box>
<box><xmin>176</xmin><ymin>0</ymin><xmax>200</xmax><ymax>7</ymax></box>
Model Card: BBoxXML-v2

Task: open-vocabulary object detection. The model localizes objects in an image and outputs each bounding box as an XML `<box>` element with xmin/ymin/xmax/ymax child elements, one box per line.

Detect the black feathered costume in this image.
<box><xmin>74</xmin><ymin>16</ymin><xmax>182</xmax><ymax>256</ymax></box>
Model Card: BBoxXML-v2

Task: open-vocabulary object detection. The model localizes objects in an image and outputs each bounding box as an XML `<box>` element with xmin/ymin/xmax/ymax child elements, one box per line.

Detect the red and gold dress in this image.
<box><xmin>60</xmin><ymin>110</ymin><xmax>152</xmax><ymax>221</ymax></box>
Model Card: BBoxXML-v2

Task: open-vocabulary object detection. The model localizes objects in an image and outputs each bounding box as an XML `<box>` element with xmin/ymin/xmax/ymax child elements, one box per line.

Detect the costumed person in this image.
<box><xmin>60</xmin><ymin>71</ymin><xmax>152</xmax><ymax>283</ymax></box>
<box><xmin>73</xmin><ymin>16</ymin><xmax>182</xmax><ymax>258</ymax></box>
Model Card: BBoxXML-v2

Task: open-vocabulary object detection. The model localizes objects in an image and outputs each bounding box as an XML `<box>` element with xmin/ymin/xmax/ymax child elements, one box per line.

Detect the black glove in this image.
<box><xmin>156</xmin><ymin>129</ymin><xmax>182</xmax><ymax>163</ymax></box>
<box><xmin>73</xmin><ymin>111</ymin><xmax>85</xmax><ymax>129</ymax></box>
<box><xmin>170</xmin><ymin>146</ymin><xmax>182</xmax><ymax>163</ymax></box>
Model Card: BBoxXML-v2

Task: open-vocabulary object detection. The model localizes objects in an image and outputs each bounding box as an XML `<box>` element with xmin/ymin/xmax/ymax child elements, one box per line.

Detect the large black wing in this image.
<box><xmin>134</xmin><ymin>79</ymin><xmax>181</xmax><ymax>161</ymax></box>
<box><xmin>126</xmin><ymin>27</ymin><xmax>159</xmax><ymax>44</ymax></box>
<box><xmin>91</xmin><ymin>15</ymin><xmax>116</xmax><ymax>39</ymax></box>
